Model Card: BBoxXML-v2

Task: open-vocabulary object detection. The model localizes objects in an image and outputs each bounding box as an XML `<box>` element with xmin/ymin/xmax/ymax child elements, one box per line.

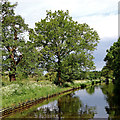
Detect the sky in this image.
<box><xmin>9</xmin><ymin>0</ymin><xmax>119</xmax><ymax>71</ymax></box>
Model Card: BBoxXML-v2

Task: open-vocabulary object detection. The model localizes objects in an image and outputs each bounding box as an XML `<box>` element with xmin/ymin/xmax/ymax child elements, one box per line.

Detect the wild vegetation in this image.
<box><xmin>1</xmin><ymin>80</ymin><xmax>68</xmax><ymax>108</ymax></box>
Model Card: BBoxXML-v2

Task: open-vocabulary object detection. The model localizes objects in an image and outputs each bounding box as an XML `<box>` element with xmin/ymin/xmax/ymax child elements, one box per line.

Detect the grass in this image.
<box><xmin>63</xmin><ymin>79</ymin><xmax>102</xmax><ymax>88</ymax></box>
<box><xmin>1</xmin><ymin>80</ymin><xmax>70</xmax><ymax>108</ymax></box>
<box><xmin>1</xmin><ymin>77</ymin><xmax>102</xmax><ymax>109</ymax></box>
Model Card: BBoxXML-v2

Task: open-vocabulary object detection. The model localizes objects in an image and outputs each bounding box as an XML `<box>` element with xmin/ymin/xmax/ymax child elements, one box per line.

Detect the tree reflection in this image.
<box><xmin>101</xmin><ymin>83</ymin><xmax>120</xmax><ymax>118</ymax></box>
<box><xmin>34</xmin><ymin>93</ymin><xmax>96</xmax><ymax>119</ymax></box>
<box><xmin>86</xmin><ymin>86</ymin><xmax>95</xmax><ymax>95</ymax></box>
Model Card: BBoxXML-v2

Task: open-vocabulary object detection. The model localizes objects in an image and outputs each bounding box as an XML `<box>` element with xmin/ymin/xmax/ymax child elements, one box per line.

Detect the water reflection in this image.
<box><xmin>86</xmin><ymin>86</ymin><xmax>95</xmax><ymax>95</ymax></box>
<box><xmin>74</xmin><ymin>87</ymin><xmax>109</xmax><ymax>118</ymax></box>
<box><xmin>35</xmin><ymin>93</ymin><xmax>96</xmax><ymax>119</ymax></box>
<box><xmin>101</xmin><ymin>82</ymin><xmax>120</xmax><ymax>118</ymax></box>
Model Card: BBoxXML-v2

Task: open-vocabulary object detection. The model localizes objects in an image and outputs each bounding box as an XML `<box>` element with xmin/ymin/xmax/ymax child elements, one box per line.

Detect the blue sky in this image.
<box><xmin>9</xmin><ymin>0</ymin><xmax>119</xmax><ymax>71</ymax></box>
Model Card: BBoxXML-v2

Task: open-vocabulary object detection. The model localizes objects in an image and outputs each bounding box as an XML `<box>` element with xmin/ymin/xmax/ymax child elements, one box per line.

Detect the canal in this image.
<box><xmin>6</xmin><ymin>83</ymin><xmax>120</xmax><ymax>119</ymax></box>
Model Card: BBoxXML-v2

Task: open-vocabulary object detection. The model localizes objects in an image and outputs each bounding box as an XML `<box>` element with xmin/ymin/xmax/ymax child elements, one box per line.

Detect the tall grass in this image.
<box><xmin>1</xmin><ymin>81</ymin><xmax>69</xmax><ymax>108</ymax></box>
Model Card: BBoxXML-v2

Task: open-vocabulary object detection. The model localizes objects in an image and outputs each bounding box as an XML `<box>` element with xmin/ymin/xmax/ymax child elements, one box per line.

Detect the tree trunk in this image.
<box><xmin>58</xmin><ymin>68</ymin><xmax>61</xmax><ymax>86</ymax></box>
<box><xmin>9</xmin><ymin>74</ymin><xmax>16</xmax><ymax>82</ymax></box>
<box><xmin>9</xmin><ymin>64</ymin><xmax>16</xmax><ymax>82</ymax></box>
<box><xmin>57</xmin><ymin>51</ymin><xmax>62</xmax><ymax>86</ymax></box>
<box><xmin>105</xmin><ymin>77</ymin><xmax>109</xmax><ymax>84</ymax></box>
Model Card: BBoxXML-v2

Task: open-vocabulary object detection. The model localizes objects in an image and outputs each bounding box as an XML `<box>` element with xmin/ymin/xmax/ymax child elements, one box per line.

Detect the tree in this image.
<box><xmin>30</xmin><ymin>10</ymin><xmax>99</xmax><ymax>85</ymax></box>
<box><xmin>61</xmin><ymin>52</ymin><xmax>95</xmax><ymax>82</ymax></box>
<box><xmin>101</xmin><ymin>65</ymin><xmax>113</xmax><ymax>80</ymax></box>
<box><xmin>2</xmin><ymin>0</ymin><xmax>39</xmax><ymax>81</ymax></box>
<box><xmin>104</xmin><ymin>38</ymin><xmax>120</xmax><ymax>83</ymax></box>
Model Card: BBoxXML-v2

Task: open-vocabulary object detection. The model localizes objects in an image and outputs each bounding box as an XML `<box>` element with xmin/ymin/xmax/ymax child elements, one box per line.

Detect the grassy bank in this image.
<box><xmin>1</xmin><ymin>81</ymin><xmax>69</xmax><ymax>108</ymax></box>
<box><xmin>1</xmin><ymin>79</ymin><xmax>102</xmax><ymax>109</ymax></box>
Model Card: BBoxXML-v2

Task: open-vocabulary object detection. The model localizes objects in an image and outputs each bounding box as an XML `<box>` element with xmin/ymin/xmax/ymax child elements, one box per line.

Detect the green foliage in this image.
<box><xmin>2</xmin><ymin>0</ymin><xmax>41</xmax><ymax>81</ymax></box>
<box><xmin>79</xmin><ymin>71</ymin><xmax>89</xmax><ymax>80</ymax></box>
<box><xmin>2</xmin><ymin>1</ymin><xmax>99</xmax><ymax>83</ymax></box>
<box><xmin>88</xmin><ymin>71</ymin><xmax>101</xmax><ymax>80</ymax></box>
<box><xmin>62</xmin><ymin>82</ymin><xmax>71</xmax><ymax>87</ymax></box>
<box><xmin>101</xmin><ymin>66</ymin><xmax>113</xmax><ymax>79</ymax></box>
<box><xmin>71</xmin><ymin>71</ymin><xmax>101</xmax><ymax>81</ymax></box>
<box><xmin>30</xmin><ymin>10</ymin><xmax>99</xmax><ymax>85</ymax></box>
<box><xmin>103</xmin><ymin>37</ymin><xmax>120</xmax><ymax>83</ymax></box>
<box><xmin>45</xmin><ymin>72</ymin><xmax>57</xmax><ymax>81</ymax></box>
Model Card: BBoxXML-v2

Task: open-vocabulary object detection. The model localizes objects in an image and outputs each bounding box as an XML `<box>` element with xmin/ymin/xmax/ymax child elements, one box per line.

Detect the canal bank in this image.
<box><xmin>1</xmin><ymin>79</ymin><xmax>105</xmax><ymax>118</ymax></box>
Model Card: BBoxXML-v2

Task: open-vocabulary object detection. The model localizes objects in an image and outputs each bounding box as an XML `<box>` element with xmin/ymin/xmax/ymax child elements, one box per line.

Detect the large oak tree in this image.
<box><xmin>29</xmin><ymin>10</ymin><xmax>100</xmax><ymax>85</ymax></box>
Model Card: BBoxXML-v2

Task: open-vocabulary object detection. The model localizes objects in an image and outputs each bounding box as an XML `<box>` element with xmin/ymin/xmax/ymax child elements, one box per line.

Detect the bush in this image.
<box><xmin>81</xmin><ymin>84</ymin><xmax>86</xmax><ymax>89</ymax></box>
<box><xmin>62</xmin><ymin>82</ymin><xmax>72</xmax><ymax>87</ymax></box>
<box><xmin>45</xmin><ymin>72</ymin><xmax>57</xmax><ymax>82</ymax></box>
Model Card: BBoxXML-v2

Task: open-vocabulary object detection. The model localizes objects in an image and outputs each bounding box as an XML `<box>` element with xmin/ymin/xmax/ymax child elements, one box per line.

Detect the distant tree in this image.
<box><xmin>30</xmin><ymin>10</ymin><xmax>99</xmax><ymax>85</ymax></box>
<box><xmin>101</xmin><ymin>65</ymin><xmax>113</xmax><ymax>80</ymax></box>
<box><xmin>93</xmin><ymin>71</ymin><xmax>101</xmax><ymax>79</ymax></box>
<box><xmin>104</xmin><ymin>38</ymin><xmax>120</xmax><ymax>83</ymax></box>
<box><xmin>88</xmin><ymin>72</ymin><xmax>95</xmax><ymax>80</ymax></box>
<box><xmin>78</xmin><ymin>71</ymin><xmax>101</xmax><ymax>81</ymax></box>
<box><xmin>2</xmin><ymin>0</ymin><xmax>39</xmax><ymax>81</ymax></box>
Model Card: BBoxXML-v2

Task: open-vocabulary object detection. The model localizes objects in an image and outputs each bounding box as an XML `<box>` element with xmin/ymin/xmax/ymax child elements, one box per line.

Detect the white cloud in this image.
<box><xmin>9</xmin><ymin>0</ymin><xmax>119</xmax><ymax>30</ymax></box>
<box><xmin>74</xmin><ymin>14</ymin><xmax>118</xmax><ymax>39</ymax></box>
<box><xmin>93</xmin><ymin>37</ymin><xmax>117</xmax><ymax>71</ymax></box>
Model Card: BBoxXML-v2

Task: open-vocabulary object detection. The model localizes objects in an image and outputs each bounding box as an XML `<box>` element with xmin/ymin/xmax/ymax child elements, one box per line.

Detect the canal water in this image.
<box><xmin>7</xmin><ymin>83</ymin><xmax>120</xmax><ymax>119</ymax></box>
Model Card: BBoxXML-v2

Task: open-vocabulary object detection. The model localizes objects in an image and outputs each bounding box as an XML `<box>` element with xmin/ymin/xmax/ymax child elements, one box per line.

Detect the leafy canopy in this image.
<box><xmin>2</xmin><ymin>0</ymin><xmax>40</xmax><ymax>80</ymax></box>
<box><xmin>104</xmin><ymin>38</ymin><xmax>120</xmax><ymax>82</ymax></box>
<box><xmin>29</xmin><ymin>10</ymin><xmax>100</xmax><ymax>84</ymax></box>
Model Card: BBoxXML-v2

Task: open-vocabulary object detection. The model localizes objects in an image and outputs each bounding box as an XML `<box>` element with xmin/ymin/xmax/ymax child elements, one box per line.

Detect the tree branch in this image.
<box><xmin>16</xmin><ymin>55</ymin><xmax>23</xmax><ymax>65</ymax></box>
